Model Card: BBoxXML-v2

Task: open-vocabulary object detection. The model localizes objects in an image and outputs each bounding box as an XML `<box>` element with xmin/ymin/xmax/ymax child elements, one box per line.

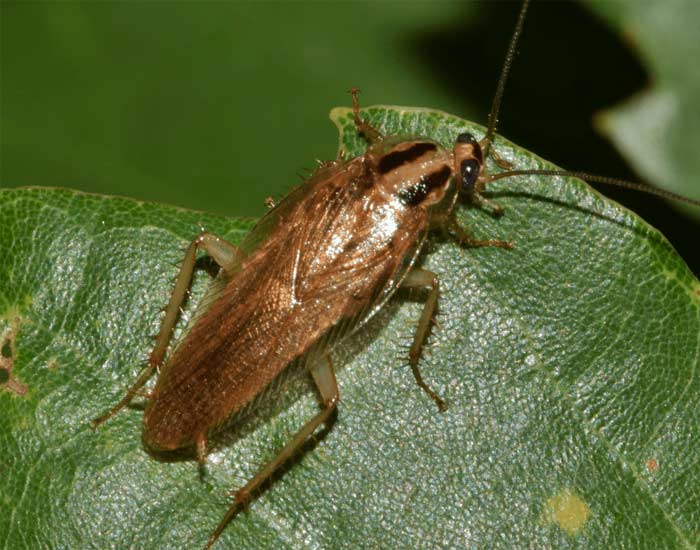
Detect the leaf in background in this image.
<box><xmin>587</xmin><ymin>0</ymin><xmax>700</xmax><ymax>215</ymax></box>
<box><xmin>0</xmin><ymin>1</ymin><xmax>471</xmax><ymax>218</ymax></box>
<box><xmin>1</xmin><ymin>107</ymin><xmax>699</xmax><ymax>549</ymax></box>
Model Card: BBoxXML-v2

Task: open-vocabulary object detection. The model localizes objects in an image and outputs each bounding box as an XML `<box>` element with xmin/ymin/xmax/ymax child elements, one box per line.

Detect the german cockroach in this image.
<box><xmin>91</xmin><ymin>1</ymin><xmax>700</xmax><ymax>547</ymax></box>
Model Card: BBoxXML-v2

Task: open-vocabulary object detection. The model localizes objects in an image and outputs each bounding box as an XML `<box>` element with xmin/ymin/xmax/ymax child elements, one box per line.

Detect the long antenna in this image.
<box><xmin>483</xmin><ymin>169</ymin><xmax>700</xmax><ymax>207</ymax></box>
<box><xmin>477</xmin><ymin>0</ymin><xmax>700</xmax><ymax>210</ymax></box>
<box><xmin>482</xmin><ymin>0</ymin><xmax>530</xmax><ymax>155</ymax></box>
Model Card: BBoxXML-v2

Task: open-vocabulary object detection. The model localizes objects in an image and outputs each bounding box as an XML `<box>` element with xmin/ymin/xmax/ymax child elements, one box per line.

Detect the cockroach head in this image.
<box><xmin>453</xmin><ymin>132</ymin><xmax>483</xmax><ymax>198</ymax></box>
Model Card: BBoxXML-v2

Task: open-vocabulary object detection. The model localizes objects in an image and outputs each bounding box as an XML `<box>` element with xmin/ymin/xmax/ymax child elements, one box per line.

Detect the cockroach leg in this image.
<box><xmin>479</xmin><ymin>137</ymin><xmax>513</xmax><ymax>170</ymax></box>
<box><xmin>401</xmin><ymin>269</ymin><xmax>447</xmax><ymax>412</ymax></box>
<box><xmin>91</xmin><ymin>232</ymin><xmax>242</xmax><ymax>429</ymax></box>
<box><xmin>196</xmin><ymin>432</ymin><xmax>209</xmax><ymax>465</ymax></box>
<box><xmin>449</xmin><ymin>218</ymin><xmax>513</xmax><ymax>250</ymax></box>
<box><xmin>489</xmin><ymin>147</ymin><xmax>514</xmax><ymax>171</ymax></box>
<box><xmin>89</xmin><ymin>364</ymin><xmax>157</xmax><ymax>429</ymax></box>
<box><xmin>206</xmin><ymin>356</ymin><xmax>339</xmax><ymax>550</ymax></box>
<box><xmin>196</xmin><ymin>432</ymin><xmax>210</xmax><ymax>480</ymax></box>
<box><xmin>469</xmin><ymin>189</ymin><xmax>506</xmax><ymax>218</ymax></box>
<box><xmin>349</xmin><ymin>87</ymin><xmax>382</xmax><ymax>144</ymax></box>
<box><xmin>191</xmin><ymin>232</ymin><xmax>243</xmax><ymax>272</ymax></box>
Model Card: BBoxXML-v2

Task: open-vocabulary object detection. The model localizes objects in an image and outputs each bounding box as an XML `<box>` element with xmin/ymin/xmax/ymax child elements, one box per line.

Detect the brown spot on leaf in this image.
<box><xmin>0</xmin><ymin>321</ymin><xmax>28</xmax><ymax>396</ymax></box>
<box><xmin>646</xmin><ymin>458</ymin><xmax>659</xmax><ymax>473</ymax></box>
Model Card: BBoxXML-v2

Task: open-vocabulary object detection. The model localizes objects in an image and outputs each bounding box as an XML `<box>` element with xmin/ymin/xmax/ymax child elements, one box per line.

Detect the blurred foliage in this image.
<box><xmin>1</xmin><ymin>1</ymin><xmax>474</xmax><ymax>216</ymax></box>
<box><xmin>588</xmin><ymin>0</ymin><xmax>700</xmax><ymax>215</ymax></box>
<box><xmin>1</xmin><ymin>1</ymin><xmax>699</xmax><ymax>271</ymax></box>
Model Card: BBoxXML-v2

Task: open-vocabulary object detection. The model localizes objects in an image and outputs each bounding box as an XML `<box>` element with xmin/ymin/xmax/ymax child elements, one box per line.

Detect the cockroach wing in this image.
<box><xmin>237</xmin><ymin>154</ymin><xmax>431</xmax><ymax>357</ymax></box>
<box><xmin>285</xmin><ymin>182</ymin><xmax>430</xmax><ymax>356</ymax></box>
<box><xmin>168</xmin><ymin>162</ymin><xmax>351</xmax><ymax>346</ymax></box>
<box><xmin>144</xmin><ymin>157</ymin><xmax>430</xmax><ymax>451</ymax></box>
<box><xmin>238</xmin><ymin>160</ymin><xmax>354</xmax><ymax>255</ymax></box>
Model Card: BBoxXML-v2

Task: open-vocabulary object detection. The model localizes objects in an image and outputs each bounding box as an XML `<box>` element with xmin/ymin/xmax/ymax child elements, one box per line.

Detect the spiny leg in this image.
<box><xmin>90</xmin><ymin>232</ymin><xmax>242</xmax><ymax>429</ymax></box>
<box><xmin>479</xmin><ymin>137</ymin><xmax>514</xmax><ymax>171</ymax></box>
<box><xmin>489</xmin><ymin>146</ymin><xmax>513</xmax><ymax>170</ymax></box>
<box><xmin>449</xmin><ymin>218</ymin><xmax>513</xmax><ymax>250</ymax></box>
<box><xmin>205</xmin><ymin>356</ymin><xmax>339</xmax><ymax>549</ymax></box>
<box><xmin>469</xmin><ymin>189</ymin><xmax>506</xmax><ymax>218</ymax></box>
<box><xmin>349</xmin><ymin>87</ymin><xmax>382</xmax><ymax>144</ymax></box>
<box><xmin>401</xmin><ymin>268</ymin><xmax>447</xmax><ymax>412</ymax></box>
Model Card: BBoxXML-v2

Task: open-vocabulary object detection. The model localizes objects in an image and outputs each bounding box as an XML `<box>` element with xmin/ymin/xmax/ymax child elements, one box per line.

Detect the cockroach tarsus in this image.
<box><xmin>90</xmin><ymin>0</ymin><xmax>700</xmax><ymax>548</ymax></box>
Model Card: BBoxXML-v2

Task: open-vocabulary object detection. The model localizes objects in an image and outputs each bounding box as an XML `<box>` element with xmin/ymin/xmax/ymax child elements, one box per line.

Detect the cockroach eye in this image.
<box><xmin>456</xmin><ymin>132</ymin><xmax>478</xmax><ymax>146</ymax></box>
<box><xmin>460</xmin><ymin>158</ymin><xmax>481</xmax><ymax>192</ymax></box>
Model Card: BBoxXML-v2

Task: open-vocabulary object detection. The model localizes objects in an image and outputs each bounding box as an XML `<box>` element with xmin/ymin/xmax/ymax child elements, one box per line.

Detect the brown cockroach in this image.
<box><xmin>91</xmin><ymin>0</ymin><xmax>700</xmax><ymax>547</ymax></box>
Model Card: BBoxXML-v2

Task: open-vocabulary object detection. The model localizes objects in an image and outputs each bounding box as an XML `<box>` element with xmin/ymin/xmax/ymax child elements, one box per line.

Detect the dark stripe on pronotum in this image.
<box><xmin>398</xmin><ymin>165</ymin><xmax>452</xmax><ymax>206</ymax></box>
<box><xmin>378</xmin><ymin>142</ymin><xmax>437</xmax><ymax>174</ymax></box>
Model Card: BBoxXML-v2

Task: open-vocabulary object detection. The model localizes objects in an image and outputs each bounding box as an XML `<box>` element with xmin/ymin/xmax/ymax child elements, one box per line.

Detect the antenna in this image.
<box><xmin>484</xmin><ymin>169</ymin><xmax>700</xmax><ymax>207</ymax></box>
<box><xmin>482</xmin><ymin>0</ymin><xmax>530</xmax><ymax>156</ymax></box>
<box><xmin>478</xmin><ymin>0</ymin><xmax>700</xmax><ymax>209</ymax></box>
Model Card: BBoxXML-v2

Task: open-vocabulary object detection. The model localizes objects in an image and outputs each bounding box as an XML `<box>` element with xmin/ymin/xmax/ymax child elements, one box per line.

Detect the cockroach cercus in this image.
<box><xmin>90</xmin><ymin>0</ymin><xmax>700</xmax><ymax>547</ymax></box>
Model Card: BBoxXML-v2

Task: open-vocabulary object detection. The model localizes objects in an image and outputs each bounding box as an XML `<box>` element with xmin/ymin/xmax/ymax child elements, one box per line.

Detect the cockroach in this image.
<box><xmin>91</xmin><ymin>0</ymin><xmax>700</xmax><ymax>547</ymax></box>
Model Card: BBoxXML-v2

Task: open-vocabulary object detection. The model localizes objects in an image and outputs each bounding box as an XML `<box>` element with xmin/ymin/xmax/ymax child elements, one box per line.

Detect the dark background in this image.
<box><xmin>2</xmin><ymin>1</ymin><xmax>699</xmax><ymax>273</ymax></box>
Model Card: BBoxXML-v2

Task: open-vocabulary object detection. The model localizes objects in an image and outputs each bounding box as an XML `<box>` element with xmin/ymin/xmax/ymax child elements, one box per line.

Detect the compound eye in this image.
<box><xmin>456</xmin><ymin>132</ymin><xmax>478</xmax><ymax>145</ymax></box>
<box><xmin>460</xmin><ymin>158</ymin><xmax>481</xmax><ymax>192</ymax></box>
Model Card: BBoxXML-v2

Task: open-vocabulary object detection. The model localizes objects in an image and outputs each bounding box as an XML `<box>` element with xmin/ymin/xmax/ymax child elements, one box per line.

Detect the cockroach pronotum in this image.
<box><xmin>91</xmin><ymin>1</ymin><xmax>700</xmax><ymax>547</ymax></box>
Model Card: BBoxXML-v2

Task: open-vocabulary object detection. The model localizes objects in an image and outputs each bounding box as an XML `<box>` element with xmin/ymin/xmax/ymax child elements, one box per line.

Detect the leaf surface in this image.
<box><xmin>1</xmin><ymin>107</ymin><xmax>699</xmax><ymax>549</ymax></box>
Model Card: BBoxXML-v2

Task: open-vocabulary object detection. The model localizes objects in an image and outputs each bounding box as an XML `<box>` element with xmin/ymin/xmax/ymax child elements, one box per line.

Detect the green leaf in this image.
<box><xmin>2</xmin><ymin>107</ymin><xmax>699</xmax><ymax>550</ymax></box>
<box><xmin>586</xmin><ymin>0</ymin><xmax>700</xmax><ymax>215</ymax></box>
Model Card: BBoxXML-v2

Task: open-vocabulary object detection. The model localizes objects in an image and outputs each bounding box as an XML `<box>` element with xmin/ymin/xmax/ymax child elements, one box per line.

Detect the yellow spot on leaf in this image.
<box><xmin>542</xmin><ymin>490</ymin><xmax>591</xmax><ymax>535</ymax></box>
